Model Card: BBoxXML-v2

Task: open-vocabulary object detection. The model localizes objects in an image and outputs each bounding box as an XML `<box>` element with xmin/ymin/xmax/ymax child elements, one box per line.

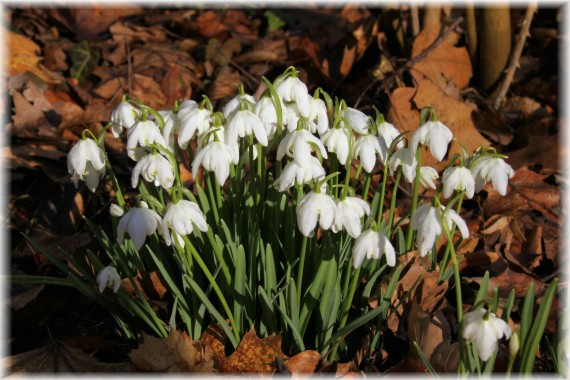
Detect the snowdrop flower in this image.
<box><xmin>254</xmin><ymin>95</ymin><xmax>286</xmax><ymax>140</ymax></box>
<box><xmin>419</xmin><ymin>166</ymin><xmax>439</xmax><ymax>189</ymax></box>
<box><xmin>462</xmin><ymin>308</ymin><xmax>512</xmax><ymax>361</ymax></box>
<box><xmin>67</xmin><ymin>137</ymin><xmax>106</xmax><ymax>192</ymax></box>
<box><xmin>274</xmin><ymin>156</ymin><xmax>326</xmax><ymax>192</ymax></box>
<box><xmin>296</xmin><ymin>191</ymin><xmax>337</xmax><ymax>237</ymax></box>
<box><xmin>353</xmin><ymin>134</ymin><xmax>388</xmax><ymax>173</ymax></box>
<box><xmin>411</xmin><ymin>120</ymin><xmax>453</xmax><ymax>161</ymax></box>
<box><xmin>110</xmin><ymin>203</ymin><xmax>124</xmax><ymax>217</ymax></box>
<box><xmin>277</xmin><ymin>129</ymin><xmax>327</xmax><ymax>162</ymax></box>
<box><xmin>97</xmin><ymin>266</ymin><xmax>121</xmax><ymax>293</ymax></box>
<box><xmin>332</xmin><ymin>197</ymin><xmax>370</xmax><ymax>238</ymax></box>
<box><xmin>161</xmin><ymin>200</ymin><xmax>208</xmax><ymax>247</ymax></box>
<box><xmin>127</xmin><ymin>119</ymin><xmax>168</xmax><ymax>161</ymax></box>
<box><xmin>352</xmin><ymin>229</ymin><xmax>396</xmax><ymax>269</ymax></box>
<box><xmin>472</xmin><ymin>156</ymin><xmax>515</xmax><ymax>196</ymax></box>
<box><xmin>192</xmin><ymin>140</ymin><xmax>239</xmax><ymax>186</ymax></box>
<box><xmin>110</xmin><ymin>101</ymin><xmax>140</xmax><ymax>138</ymax></box>
<box><xmin>442</xmin><ymin>166</ymin><xmax>475</xmax><ymax>198</ymax></box>
<box><xmin>389</xmin><ymin>147</ymin><xmax>417</xmax><ymax>183</ymax></box>
<box><xmin>131</xmin><ymin>151</ymin><xmax>175</xmax><ymax>190</ymax></box>
<box><xmin>284</xmin><ymin>104</ymin><xmax>301</xmax><ymax>133</ymax></box>
<box><xmin>342</xmin><ymin>107</ymin><xmax>369</xmax><ymax>135</ymax></box>
<box><xmin>410</xmin><ymin>204</ymin><xmax>469</xmax><ymax>257</ymax></box>
<box><xmin>223</xmin><ymin>92</ymin><xmax>256</xmax><ymax>119</ymax></box>
<box><xmin>161</xmin><ymin>100</ymin><xmax>198</xmax><ymax>150</ymax></box>
<box><xmin>225</xmin><ymin>108</ymin><xmax>268</xmax><ymax>147</ymax></box>
<box><xmin>276</xmin><ymin>74</ymin><xmax>310</xmax><ymax>118</ymax></box>
<box><xmin>307</xmin><ymin>96</ymin><xmax>329</xmax><ymax>135</ymax></box>
<box><xmin>321</xmin><ymin>127</ymin><xmax>351</xmax><ymax>165</ymax></box>
<box><xmin>117</xmin><ymin>202</ymin><xmax>162</xmax><ymax>251</ymax></box>
<box><xmin>377</xmin><ymin>119</ymin><xmax>403</xmax><ymax>150</ymax></box>
<box><xmin>178</xmin><ymin>107</ymin><xmax>213</xmax><ymax>149</ymax></box>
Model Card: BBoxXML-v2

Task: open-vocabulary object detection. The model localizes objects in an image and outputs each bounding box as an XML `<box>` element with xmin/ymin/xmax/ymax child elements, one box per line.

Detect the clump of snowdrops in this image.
<box><xmin>19</xmin><ymin>66</ymin><xmax>560</xmax><ymax>374</ymax></box>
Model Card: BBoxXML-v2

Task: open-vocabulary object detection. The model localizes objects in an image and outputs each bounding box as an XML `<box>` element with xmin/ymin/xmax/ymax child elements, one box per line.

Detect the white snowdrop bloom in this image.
<box><xmin>110</xmin><ymin>203</ymin><xmax>124</xmax><ymax>217</ymax></box>
<box><xmin>342</xmin><ymin>107</ymin><xmax>369</xmax><ymax>135</ymax></box>
<box><xmin>225</xmin><ymin>109</ymin><xmax>268</xmax><ymax>147</ymax></box>
<box><xmin>307</xmin><ymin>97</ymin><xmax>329</xmax><ymax>135</ymax></box>
<box><xmin>131</xmin><ymin>152</ymin><xmax>175</xmax><ymax>190</ymax></box>
<box><xmin>389</xmin><ymin>147</ymin><xmax>417</xmax><ymax>183</ymax></box>
<box><xmin>284</xmin><ymin>104</ymin><xmax>301</xmax><ymax>133</ymax></box>
<box><xmin>223</xmin><ymin>93</ymin><xmax>256</xmax><ymax>119</ymax></box>
<box><xmin>67</xmin><ymin>138</ymin><xmax>106</xmax><ymax>192</ymax></box>
<box><xmin>127</xmin><ymin>119</ymin><xmax>169</xmax><ymax>161</ymax></box>
<box><xmin>462</xmin><ymin>308</ymin><xmax>512</xmax><ymax>361</ymax></box>
<box><xmin>377</xmin><ymin>120</ymin><xmax>403</xmax><ymax>150</ymax></box>
<box><xmin>352</xmin><ymin>229</ymin><xmax>396</xmax><ymax>269</ymax></box>
<box><xmin>274</xmin><ymin>156</ymin><xmax>326</xmax><ymax>192</ymax></box>
<box><xmin>442</xmin><ymin>166</ymin><xmax>475</xmax><ymax>198</ymax></box>
<box><xmin>277</xmin><ymin>129</ymin><xmax>327</xmax><ymax>163</ymax></box>
<box><xmin>254</xmin><ymin>95</ymin><xmax>286</xmax><ymax>140</ymax></box>
<box><xmin>161</xmin><ymin>200</ymin><xmax>208</xmax><ymax>248</ymax></box>
<box><xmin>161</xmin><ymin>100</ymin><xmax>198</xmax><ymax>150</ymax></box>
<box><xmin>192</xmin><ymin>140</ymin><xmax>239</xmax><ymax>186</ymax></box>
<box><xmin>411</xmin><ymin>120</ymin><xmax>453</xmax><ymax>162</ymax></box>
<box><xmin>419</xmin><ymin>166</ymin><xmax>439</xmax><ymax>189</ymax></box>
<box><xmin>117</xmin><ymin>203</ymin><xmax>162</xmax><ymax>251</ymax></box>
<box><xmin>296</xmin><ymin>191</ymin><xmax>337</xmax><ymax>237</ymax></box>
<box><xmin>97</xmin><ymin>266</ymin><xmax>121</xmax><ymax>293</ymax></box>
<box><xmin>178</xmin><ymin>107</ymin><xmax>213</xmax><ymax>149</ymax></box>
<box><xmin>410</xmin><ymin>204</ymin><xmax>469</xmax><ymax>257</ymax></box>
<box><xmin>276</xmin><ymin>75</ymin><xmax>310</xmax><ymax>118</ymax></box>
<box><xmin>332</xmin><ymin>197</ymin><xmax>370</xmax><ymax>238</ymax></box>
<box><xmin>110</xmin><ymin>101</ymin><xmax>140</xmax><ymax>138</ymax></box>
<box><xmin>353</xmin><ymin>134</ymin><xmax>388</xmax><ymax>173</ymax></box>
<box><xmin>321</xmin><ymin>127</ymin><xmax>351</xmax><ymax>165</ymax></box>
<box><xmin>472</xmin><ymin>156</ymin><xmax>515</xmax><ymax>196</ymax></box>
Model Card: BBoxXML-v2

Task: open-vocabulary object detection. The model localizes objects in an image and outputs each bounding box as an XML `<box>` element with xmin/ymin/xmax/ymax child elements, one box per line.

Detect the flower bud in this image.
<box><xmin>110</xmin><ymin>203</ymin><xmax>124</xmax><ymax>217</ymax></box>
<box><xmin>509</xmin><ymin>331</ymin><xmax>520</xmax><ymax>357</ymax></box>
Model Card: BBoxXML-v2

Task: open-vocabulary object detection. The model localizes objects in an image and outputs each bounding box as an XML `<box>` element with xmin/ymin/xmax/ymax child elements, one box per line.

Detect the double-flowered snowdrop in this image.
<box><xmin>442</xmin><ymin>166</ymin><xmax>475</xmax><ymax>198</ymax></box>
<box><xmin>67</xmin><ymin>137</ymin><xmax>106</xmax><ymax>192</ymax></box>
<box><xmin>411</xmin><ymin>119</ymin><xmax>453</xmax><ymax>161</ymax></box>
<box><xmin>274</xmin><ymin>156</ymin><xmax>326</xmax><ymax>192</ymax></box>
<box><xmin>352</xmin><ymin>229</ymin><xmax>396</xmax><ymax>269</ymax></box>
<box><xmin>254</xmin><ymin>95</ymin><xmax>286</xmax><ymax>140</ymax></box>
<box><xmin>111</xmin><ymin>101</ymin><xmax>140</xmax><ymax>138</ymax></box>
<box><xmin>277</xmin><ymin>129</ymin><xmax>328</xmax><ymax>163</ymax></box>
<box><xmin>332</xmin><ymin>196</ymin><xmax>370</xmax><ymax>238</ymax></box>
<box><xmin>377</xmin><ymin>118</ymin><xmax>403</xmax><ymax>151</ymax></box>
<box><xmin>462</xmin><ymin>308</ymin><xmax>512</xmax><ymax>361</ymax></box>
<box><xmin>307</xmin><ymin>96</ymin><xmax>329</xmax><ymax>135</ymax></box>
<box><xmin>276</xmin><ymin>72</ymin><xmax>310</xmax><ymax>118</ymax></box>
<box><xmin>178</xmin><ymin>106</ymin><xmax>213</xmax><ymax>149</ymax></box>
<box><xmin>353</xmin><ymin>134</ymin><xmax>387</xmax><ymax>173</ymax></box>
<box><xmin>161</xmin><ymin>200</ymin><xmax>208</xmax><ymax>248</ymax></box>
<box><xmin>296</xmin><ymin>190</ymin><xmax>337</xmax><ymax>237</ymax></box>
<box><xmin>389</xmin><ymin>147</ymin><xmax>417</xmax><ymax>183</ymax></box>
<box><xmin>223</xmin><ymin>91</ymin><xmax>256</xmax><ymax>119</ymax></box>
<box><xmin>225</xmin><ymin>106</ymin><xmax>268</xmax><ymax>147</ymax></box>
<box><xmin>97</xmin><ymin>266</ymin><xmax>121</xmax><ymax>293</ymax></box>
<box><xmin>160</xmin><ymin>99</ymin><xmax>198</xmax><ymax>150</ymax></box>
<box><xmin>192</xmin><ymin>140</ymin><xmax>239</xmax><ymax>186</ymax></box>
<box><xmin>127</xmin><ymin>119</ymin><xmax>168</xmax><ymax>161</ymax></box>
<box><xmin>342</xmin><ymin>107</ymin><xmax>369</xmax><ymax>135</ymax></box>
<box><xmin>410</xmin><ymin>204</ymin><xmax>469</xmax><ymax>257</ymax></box>
<box><xmin>321</xmin><ymin>126</ymin><xmax>351</xmax><ymax>165</ymax></box>
<box><xmin>472</xmin><ymin>155</ymin><xmax>515</xmax><ymax>196</ymax></box>
<box><xmin>131</xmin><ymin>151</ymin><xmax>175</xmax><ymax>190</ymax></box>
<box><xmin>419</xmin><ymin>166</ymin><xmax>439</xmax><ymax>189</ymax></box>
<box><xmin>117</xmin><ymin>201</ymin><xmax>162</xmax><ymax>251</ymax></box>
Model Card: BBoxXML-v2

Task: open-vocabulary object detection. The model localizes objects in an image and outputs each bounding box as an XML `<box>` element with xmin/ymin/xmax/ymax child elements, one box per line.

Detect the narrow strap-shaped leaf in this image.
<box><xmin>413</xmin><ymin>341</ymin><xmax>438</xmax><ymax>377</ymax></box>
<box><xmin>520</xmin><ymin>282</ymin><xmax>535</xmax><ymax>348</ymax></box>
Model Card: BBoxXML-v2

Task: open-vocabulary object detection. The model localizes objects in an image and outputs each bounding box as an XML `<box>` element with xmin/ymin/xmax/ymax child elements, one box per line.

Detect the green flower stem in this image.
<box><xmin>331</xmin><ymin>267</ymin><xmax>361</xmax><ymax>360</ymax></box>
<box><xmin>352</xmin><ymin>162</ymin><xmax>363</xmax><ymax>190</ymax></box>
<box><xmin>438</xmin><ymin>192</ymin><xmax>465</xmax><ymax>282</ymax></box>
<box><xmin>376</xmin><ymin>164</ymin><xmax>389</xmax><ymax>225</ymax></box>
<box><xmin>506</xmin><ymin>352</ymin><xmax>516</xmax><ymax>377</ymax></box>
<box><xmin>388</xmin><ymin>170</ymin><xmax>402</xmax><ymax>233</ymax></box>
<box><xmin>186</xmin><ymin>237</ymin><xmax>240</xmax><ymax>343</ymax></box>
<box><xmin>104</xmin><ymin>152</ymin><xmax>125</xmax><ymax>207</ymax></box>
<box><xmin>296</xmin><ymin>235</ymin><xmax>308</xmax><ymax>310</ymax></box>
<box><xmin>362</xmin><ymin>173</ymin><xmax>371</xmax><ymax>203</ymax></box>
<box><xmin>405</xmin><ymin>148</ymin><xmax>422</xmax><ymax>250</ymax></box>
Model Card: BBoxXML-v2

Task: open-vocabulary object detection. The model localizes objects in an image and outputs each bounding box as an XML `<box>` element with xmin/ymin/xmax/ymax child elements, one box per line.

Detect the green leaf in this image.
<box><xmin>70</xmin><ymin>40</ymin><xmax>99</xmax><ymax>82</ymax></box>
<box><xmin>264</xmin><ymin>10</ymin><xmax>286</xmax><ymax>31</ymax></box>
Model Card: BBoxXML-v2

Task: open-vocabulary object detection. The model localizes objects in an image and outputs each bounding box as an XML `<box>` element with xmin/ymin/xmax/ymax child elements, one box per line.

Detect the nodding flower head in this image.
<box><xmin>411</xmin><ymin>120</ymin><xmax>453</xmax><ymax>162</ymax></box>
<box><xmin>462</xmin><ymin>308</ymin><xmax>512</xmax><ymax>361</ymax></box>
<box><xmin>67</xmin><ymin>137</ymin><xmax>106</xmax><ymax>193</ymax></box>
<box><xmin>296</xmin><ymin>191</ymin><xmax>337</xmax><ymax>237</ymax></box>
<box><xmin>352</xmin><ymin>229</ymin><xmax>396</xmax><ymax>269</ymax></box>
<box><xmin>117</xmin><ymin>202</ymin><xmax>162</xmax><ymax>251</ymax></box>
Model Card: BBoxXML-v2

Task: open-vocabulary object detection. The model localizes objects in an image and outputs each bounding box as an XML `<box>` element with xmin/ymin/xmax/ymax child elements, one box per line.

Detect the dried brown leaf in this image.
<box><xmin>340</xmin><ymin>45</ymin><xmax>356</xmax><ymax>77</ymax></box>
<box><xmin>6</xmin><ymin>29</ymin><xmax>61</xmax><ymax>83</ymax></box>
<box><xmin>208</xmin><ymin>66</ymin><xmax>242</xmax><ymax>102</ymax></box>
<box><xmin>222</xmin><ymin>328</ymin><xmax>287</xmax><ymax>373</ymax></box>
<box><xmin>285</xmin><ymin>350</ymin><xmax>322</xmax><ymax>374</ymax></box>
<box><xmin>70</xmin><ymin>7</ymin><xmax>142</xmax><ymax>39</ymax></box>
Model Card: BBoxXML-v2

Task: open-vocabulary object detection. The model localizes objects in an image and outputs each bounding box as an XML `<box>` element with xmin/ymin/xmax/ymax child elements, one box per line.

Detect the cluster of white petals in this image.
<box><xmin>411</xmin><ymin>120</ymin><xmax>453</xmax><ymax>161</ymax></box>
<box><xmin>97</xmin><ymin>266</ymin><xmax>121</xmax><ymax>293</ymax></box>
<box><xmin>472</xmin><ymin>156</ymin><xmax>515</xmax><ymax>196</ymax></box>
<box><xmin>352</xmin><ymin>229</ymin><xmax>396</xmax><ymax>269</ymax></box>
<box><xmin>332</xmin><ymin>197</ymin><xmax>370</xmax><ymax>238</ymax></box>
<box><xmin>111</xmin><ymin>101</ymin><xmax>140</xmax><ymax>138</ymax></box>
<box><xmin>353</xmin><ymin>134</ymin><xmax>387</xmax><ymax>173</ymax></box>
<box><xmin>131</xmin><ymin>152</ymin><xmax>175</xmax><ymax>190</ymax></box>
<box><xmin>462</xmin><ymin>308</ymin><xmax>512</xmax><ymax>361</ymax></box>
<box><xmin>442</xmin><ymin>166</ymin><xmax>475</xmax><ymax>198</ymax></box>
<box><xmin>117</xmin><ymin>202</ymin><xmax>162</xmax><ymax>251</ymax></box>
<box><xmin>161</xmin><ymin>200</ymin><xmax>208</xmax><ymax>247</ymax></box>
<box><xmin>127</xmin><ymin>119</ymin><xmax>168</xmax><ymax>161</ymax></box>
<box><xmin>296</xmin><ymin>191</ymin><xmax>337</xmax><ymax>237</ymax></box>
<box><xmin>67</xmin><ymin>138</ymin><xmax>106</xmax><ymax>192</ymax></box>
<box><xmin>192</xmin><ymin>140</ymin><xmax>240</xmax><ymax>186</ymax></box>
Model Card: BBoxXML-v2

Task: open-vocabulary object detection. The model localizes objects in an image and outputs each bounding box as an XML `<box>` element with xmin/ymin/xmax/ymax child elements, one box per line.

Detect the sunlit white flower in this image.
<box><xmin>110</xmin><ymin>203</ymin><xmax>124</xmax><ymax>217</ymax></box>
<box><xmin>223</xmin><ymin>93</ymin><xmax>256</xmax><ymax>119</ymax></box>
<box><xmin>178</xmin><ymin>107</ymin><xmax>213</xmax><ymax>149</ymax></box>
<box><xmin>342</xmin><ymin>107</ymin><xmax>369</xmax><ymax>135</ymax></box>
<box><xmin>127</xmin><ymin>119</ymin><xmax>168</xmax><ymax>161</ymax></box>
<box><xmin>411</xmin><ymin>120</ymin><xmax>453</xmax><ymax>161</ymax></box>
<box><xmin>442</xmin><ymin>166</ymin><xmax>475</xmax><ymax>198</ymax></box>
<box><xmin>462</xmin><ymin>308</ymin><xmax>512</xmax><ymax>361</ymax></box>
<box><xmin>389</xmin><ymin>147</ymin><xmax>417</xmax><ymax>183</ymax></box>
<box><xmin>254</xmin><ymin>95</ymin><xmax>286</xmax><ymax>140</ymax></box>
<box><xmin>296</xmin><ymin>191</ymin><xmax>337</xmax><ymax>237</ymax></box>
<box><xmin>274</xmin><ymin>156</ymin><xmax>326</xmax><ymax>192</ymax></box>
<box><xmin>276</xmin><ymin>75</ymin><xmax>310</xmax><ymax>117</ymax></box>
<box><xmin>131</xmin><ymin>152</ymin><xmax>175</xmax><ymax>190</ymax></box>
<box><xmin>277</xmin><ymin>129</ymin><xmax>327</xmax><ymax>162</ymax></box>
<box><xmin>111</xmin><ymin>101</ymin><xmax>140</xmax><ymax>138</ymax></box>
<box><xmin>377</xmin><ymin>120</ymin><xmax>403</xmax><ymax>150</ymax></box>
<box><xmin>308</xmin><ymin>97</ymin><xmax>329</xmax><ymax>135</ymax></box>
<box><xmin>332</xmin><ymin>197</ymin><xmax>370</xmax><ymax>238</ymax></box>
<box><xmin>472</xmin><ymin>156</ymin><xmax>515</xmax><ymax>196</ymax></box>
<box><xmin>321</xmin><ymin>127</ymin><xmax>351</xmax><ymax>165</ymax></box>
<box><xmin>192</xmin><ymin>140</ymin><xmax>239</xmax><ymax>186</ymax></box>
<box><xmin>419</xmin><ymin>166</ymin><xmax>439</xmax><ymax>189</ymax></box>
<box><xmin>410</xmin><ymin>204</ymin><xmax>469</xmax><ymax>257</ymax></box>
<box><xmin>161</xmin><ymin>200</ymin><xmax>208</xmax><ymax>247</ymax></box>
<box><xmin>225</xmin><ymin>109</ymin><xmax>268</xmax><ymax>147</ymax></box>
<box><xmin>117</xmin><ymin>202</ymin><xmax>162</xmax><ymax>251</ymax></box>
<box><xmin>97</xmin><ymin>266</ymin><xmax>121</xmax><ymax>293</ymax></box>
<box><xmin>353</xmin><ymin>134</ymin><xmax>387</xmax><ymax>173</ymax></box>
<box><xmin>284</xmin><ymin>104</ymin><xmax>301</xmax><ymax>133</ymax></box>
<box><xmin>352</xmin><ymin>229</ymin><xmax>396</xmax><ymax>269</ymax></box>
<box><xmin>67</xmin><ymin>138</ymin><xmax>106</xmax><ymax>192</ymax></box>
<box><xmin>161</xmin><ymin>100</ymin><xmax>198</xmax><ymax>150</ymax></box>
